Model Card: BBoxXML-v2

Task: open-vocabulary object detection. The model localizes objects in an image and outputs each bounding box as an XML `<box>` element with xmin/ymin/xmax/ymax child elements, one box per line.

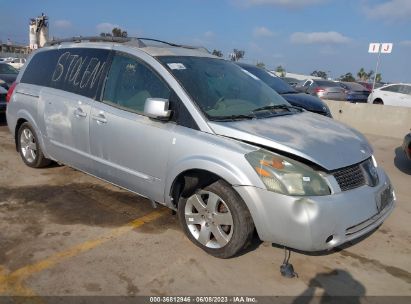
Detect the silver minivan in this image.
<box><xmin>6</xmin><ymin>37</ymin><xmax>395</xmax><ymax>258</ymax></box>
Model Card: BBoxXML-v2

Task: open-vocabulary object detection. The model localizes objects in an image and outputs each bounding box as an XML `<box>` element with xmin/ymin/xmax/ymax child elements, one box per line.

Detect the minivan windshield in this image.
<box><xmin>158</xmin><ymin>56</ymin><xmax>293</xmax><ymax>120</ymax></box>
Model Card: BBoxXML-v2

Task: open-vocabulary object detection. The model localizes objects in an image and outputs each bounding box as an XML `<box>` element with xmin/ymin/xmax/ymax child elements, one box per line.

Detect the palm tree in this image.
<box><xmin>112</xmin><ymin>27</ymin><xmax>127</xmax><ymax>38</ymax></box>
<box><xmin>339</xmin><ymin>72</ymin><xmax>355</xmax><ymax>82</ymax></box>
<box><xmin>230</xmin><ymin>49</ymin><xmax>245</xmax><ymax>61</ymax></box>
<box><xmin>375</xmin><ymin>73</ymin><xmax>382</xmax><ymax>83</ymax></box>
<box><xmin>212</xmin><ymin>50</ymin><xmax>223</xmax><ymax>57</ymax></box>
<box><xmin>276</xmin><ymin>65</ymin><xmax>286</xmax><ymax>77</ymax></box>
<box><xmin>357</xmin><ymin>68</ymin><xmax>367</xmax><ymax>81</ymax></box>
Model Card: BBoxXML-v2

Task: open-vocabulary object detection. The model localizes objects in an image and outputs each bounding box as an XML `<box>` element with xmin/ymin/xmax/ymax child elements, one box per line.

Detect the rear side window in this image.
<box><xmin>21</xmin><ymin>48</ymin><xmax>111</xmax><ymax>99</ymax></box>
<box><xmin>381</xmin><ymin>85</ymin><xmax>400</xmax><ymax>93</ymax></box>
<box><xmin>399</xmin><ymin>85</ymin><xmax>411</xmax><ymax>95</ymax></box>
<box><xmin>315</xmin><ymin>80</ymin><xmax>339</xmax><ymax>87</ymax></box>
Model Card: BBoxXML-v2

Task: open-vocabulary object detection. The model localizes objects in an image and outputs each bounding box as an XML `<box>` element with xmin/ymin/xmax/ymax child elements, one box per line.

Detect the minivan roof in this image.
<box><xmin>46</xmin><ymin>36</ymin><xmax>215</xmax><ymax>58</ymax></box>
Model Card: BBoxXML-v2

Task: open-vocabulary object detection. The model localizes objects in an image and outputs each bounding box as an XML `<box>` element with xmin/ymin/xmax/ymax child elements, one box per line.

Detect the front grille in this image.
<box><xmin>332</xmin><ymin>161</ymin><xmax>366</xmax><ymax>191</ymax></box>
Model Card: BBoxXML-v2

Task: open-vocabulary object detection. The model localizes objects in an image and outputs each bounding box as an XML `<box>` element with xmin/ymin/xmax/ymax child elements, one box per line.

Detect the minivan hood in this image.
<box><xmin>209</xmin><ymin>112</ymin><xmax>372</xmax><ymax>171</ymax></box>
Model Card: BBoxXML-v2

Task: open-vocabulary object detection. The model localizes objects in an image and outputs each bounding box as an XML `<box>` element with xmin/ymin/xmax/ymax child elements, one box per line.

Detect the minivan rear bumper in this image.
<box><xmin>234</xmin><ymin>167</ymin><xmax>395</xmax><ymax>251</ymax></box>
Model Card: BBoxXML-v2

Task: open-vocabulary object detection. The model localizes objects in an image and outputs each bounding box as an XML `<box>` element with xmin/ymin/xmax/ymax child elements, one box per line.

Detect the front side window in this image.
<box><xmin>103</xmin><ymin>53</ymin><xmax>170</xmax><ymax>113</ymax></box>
<box><xmin>158</xmin><ymin>56</ymin><xmax>289</xmax><ymax>119</ymax></box>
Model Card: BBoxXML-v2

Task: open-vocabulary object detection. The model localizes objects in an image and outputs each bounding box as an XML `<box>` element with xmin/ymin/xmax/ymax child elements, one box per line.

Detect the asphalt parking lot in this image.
<box><xmin>0</xmin><ymin>113</ymin><xmax>410</xmax><ymax>298</ymax></box>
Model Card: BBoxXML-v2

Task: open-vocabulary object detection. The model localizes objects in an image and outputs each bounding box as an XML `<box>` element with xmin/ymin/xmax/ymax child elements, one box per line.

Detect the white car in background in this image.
<box><xmin>8</xmin><ymin>58</ymin><xmax>26</xmax><ymax>70</ymax></box>
<box><xmin>368</xmin><ymin>83</ymin><xmax>411</xmax><ymax>107</ymax></box>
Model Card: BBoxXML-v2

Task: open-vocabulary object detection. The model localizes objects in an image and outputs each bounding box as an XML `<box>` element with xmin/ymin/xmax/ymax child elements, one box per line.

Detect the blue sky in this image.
<box><xmin>2</xmin><ymin>0</ymin><xmax>411</xmax><ymax>82</ymax></box>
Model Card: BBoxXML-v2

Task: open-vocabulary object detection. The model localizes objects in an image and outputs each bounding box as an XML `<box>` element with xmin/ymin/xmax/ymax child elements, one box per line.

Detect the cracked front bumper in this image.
<box><xmin>234</xmin><ymin>167</ymin><xmax>395</xmax><ymax>251</ymax></box>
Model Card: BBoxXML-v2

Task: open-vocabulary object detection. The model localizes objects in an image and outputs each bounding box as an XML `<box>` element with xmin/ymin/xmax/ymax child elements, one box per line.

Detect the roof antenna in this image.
<box><xmin>279</xmin><ymin>246</ymin><xmax>298</xmax><ymax>278</ymax></box>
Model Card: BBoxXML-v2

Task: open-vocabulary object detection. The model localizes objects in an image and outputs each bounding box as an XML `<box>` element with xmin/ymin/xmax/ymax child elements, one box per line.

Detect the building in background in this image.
<box><xmin>29</xmin><ymin>13</ymin><xmax>49</xmax><ymax>50</ymax></box>
<box><xmin>0</xmin><ymin>42</ymin><xmax>30</xmax><ymax>57</ymax></box>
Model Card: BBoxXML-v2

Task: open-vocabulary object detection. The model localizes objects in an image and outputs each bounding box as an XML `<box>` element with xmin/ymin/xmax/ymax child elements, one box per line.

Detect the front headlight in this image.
<box><xmin>245</xmin><ymin>149</ymin><xmax>331</xmax><ymax>196</ymax></box>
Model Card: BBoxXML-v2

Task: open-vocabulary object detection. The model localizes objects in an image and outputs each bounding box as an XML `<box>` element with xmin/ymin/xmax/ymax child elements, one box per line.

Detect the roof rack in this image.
<box><xmin>46</xmin><ymin>36</ymin><xmax>209</xmax><ymax>53</ymax></box>
<box><xmin>139</xmin><ymin>38</ymin><xmax>210</xmax><ymax>53</ymax></box>
<box><xmin>46</xmin><ymin>36</ymin><xmax>146</xmax><ymax>47</ymax></box>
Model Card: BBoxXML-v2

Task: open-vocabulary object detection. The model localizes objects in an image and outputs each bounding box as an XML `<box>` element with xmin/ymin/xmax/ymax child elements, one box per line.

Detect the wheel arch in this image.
<box><xmin>169</xmin><ymin>169</ymin><xmax>223</xmax><ymax>209</ymax></box>
<box><xmin>165</xmin><ymin>156</ymin><xmax>262</xmax><ymax>209</ymax></box>
<box><xmin>14</xmin><ymin>110</ymin><xmax>49</xmax><ymax>158</ymax></box>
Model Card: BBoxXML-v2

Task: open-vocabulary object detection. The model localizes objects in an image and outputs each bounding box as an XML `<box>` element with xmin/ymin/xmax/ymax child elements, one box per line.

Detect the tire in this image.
<box><xmin>17</xmin><ymin>122</ymin><xmax>51</xmax><ymax>168</ymax></box>
<box><xmin>373</xmin><ymin>98</ymin><xmax>383</xmax><ymax>105</ymax></box>
<box><xmin>178</xmin><ymin>179</ymin><xmax>254</xmax><ymax>258</ymax></box>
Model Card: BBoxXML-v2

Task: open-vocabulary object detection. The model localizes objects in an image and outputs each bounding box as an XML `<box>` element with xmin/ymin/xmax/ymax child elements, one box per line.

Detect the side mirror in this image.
<box><xmin>144</xmin><ymin>98</ymin><xmax>172</xmax><ymax>120</ymax></box>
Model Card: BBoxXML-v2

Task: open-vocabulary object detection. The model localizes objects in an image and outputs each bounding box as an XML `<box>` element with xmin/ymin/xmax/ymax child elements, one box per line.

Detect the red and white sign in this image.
<box><xmin>368</xmin><ymin>43</ymin><xmax>380</xmax><ymax>53</ymax></box>
<box><xmin>381</xmin><ymin>43</ymin><xmax>393</xmax><ymax>53</ymax></box>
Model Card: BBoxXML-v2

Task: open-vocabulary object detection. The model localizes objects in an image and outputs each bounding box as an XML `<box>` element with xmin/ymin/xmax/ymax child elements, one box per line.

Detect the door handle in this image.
<box><xmin>74</xmin><ymin>107</ymin><xmax>87</xmax><ymax>118</ymax></box>
<box><xmin>92</xmin><ymin>113</ymin><xmax>107</xmax><ymax>124</ymax></box>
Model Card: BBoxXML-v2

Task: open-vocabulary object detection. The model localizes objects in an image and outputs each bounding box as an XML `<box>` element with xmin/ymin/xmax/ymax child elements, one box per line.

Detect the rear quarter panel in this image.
<box><xmin>7</xmin><ymin>83</ymin><xmax>50</xmax><ymax>158</ymax></box>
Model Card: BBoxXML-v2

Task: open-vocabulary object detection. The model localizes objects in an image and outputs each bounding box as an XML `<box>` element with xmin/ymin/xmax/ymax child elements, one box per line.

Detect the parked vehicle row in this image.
<box><xmin>291</xmin><ymin>78</ymin><xmax>411</xmax><ymax>108</ymax></box>
<box><xmin>0</xmin><ymin>62</ymin><xmax>18</xmax><ymax>113</ymax></box>
<box><xmin>0</xmin><ymin>57</ymin><xmax>26</xmax><ymax>70</ymax></box>
<box><xmin>6</xmin><ymin>37</ymin><xmax>395</xmax><ymax>258</ymax></box>
<box><xmin>337</xmin><ymin>81</ymin><xmax>370</xmax><ymax>103</ymax></box>
<box><xmin>294</xmin><ymin>79</ymin><xmax>347</xmax><ymax>101</ymax></box>
<box><xmin>295</xmin><ymin>79</ymin><xmax>371</xmax><ymax>103</ymax></box>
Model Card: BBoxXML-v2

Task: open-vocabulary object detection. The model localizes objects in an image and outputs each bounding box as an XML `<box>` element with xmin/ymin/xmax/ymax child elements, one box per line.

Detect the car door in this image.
<box><xmin>379</xmin><ymin>85</ymin><xmax>402</xmax><ymax>106</ymax></box>
<box><xmin>42</xmin><ymin>89</ymin><xmax>95</xmax><ymax>170</ymax></box>
<box><xmin>89</xmin><ymin>51</ymin><xmax>175</xmax><ymax>202</ymax></box>
<box><xmin>41</xmin><ymin>47</ymin><xmax>111</xmax><ymax>171</ymax></box>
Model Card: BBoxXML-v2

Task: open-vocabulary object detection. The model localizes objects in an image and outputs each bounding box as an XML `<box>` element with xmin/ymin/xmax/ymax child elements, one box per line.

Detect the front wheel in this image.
<box><xmin>17</xmin><ymin>122</ymin><xmax>51</xmax><ymax>168</ymax></box>
<box><xmin>178</xmin><ymin>180</ymin><xmax>254</xmax><ymax>258</ymax></box>
<box><xmin>373</xmin><ymin>98</ymin><xmax>384</xmax><ymax>105</ymax></box>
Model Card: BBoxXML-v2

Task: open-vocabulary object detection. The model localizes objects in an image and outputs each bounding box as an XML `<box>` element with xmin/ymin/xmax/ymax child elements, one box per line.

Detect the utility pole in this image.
<box><xmin>368</xmin><ymin>43</ymin><xmax>393</xmax><ymax>91</ymax></box>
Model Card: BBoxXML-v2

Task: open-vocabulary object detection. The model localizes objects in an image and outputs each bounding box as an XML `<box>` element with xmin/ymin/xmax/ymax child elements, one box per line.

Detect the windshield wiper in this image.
<box><xmin>252</xmin><ymin>104</ymin><xmax>302</xmax><ymax>114</ymax></box>
<box><xmin>209</xmin><ymin>114</ymin><xmax>255</xmax><ymax>121</ymax></box>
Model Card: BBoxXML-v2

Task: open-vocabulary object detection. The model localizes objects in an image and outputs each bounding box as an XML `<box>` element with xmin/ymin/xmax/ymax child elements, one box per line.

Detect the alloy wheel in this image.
<box><xmin>20</xmin><ymin>128</ymin><xmax>37</xmax><ymax>163</ymax></box>
<box><xmin>184</xmin><ymin>190</ymin><xmax>234</xmax><ymax>248</ymax></box>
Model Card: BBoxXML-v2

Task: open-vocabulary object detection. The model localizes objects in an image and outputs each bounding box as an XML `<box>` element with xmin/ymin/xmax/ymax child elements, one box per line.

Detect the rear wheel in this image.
<box><xmin>17</xmin><ymin>122</ymin><xmax>51</xmax><ymax>168</ymax></box>
<box><xmin>373</xmin><ymin>98</ymin><xmax>383</xmax><ymax>105</ymax></box>
<box><xmin>178</xmin><ymin>180</ymin><xmax>254</xmax><ymax>258</ymax></box>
